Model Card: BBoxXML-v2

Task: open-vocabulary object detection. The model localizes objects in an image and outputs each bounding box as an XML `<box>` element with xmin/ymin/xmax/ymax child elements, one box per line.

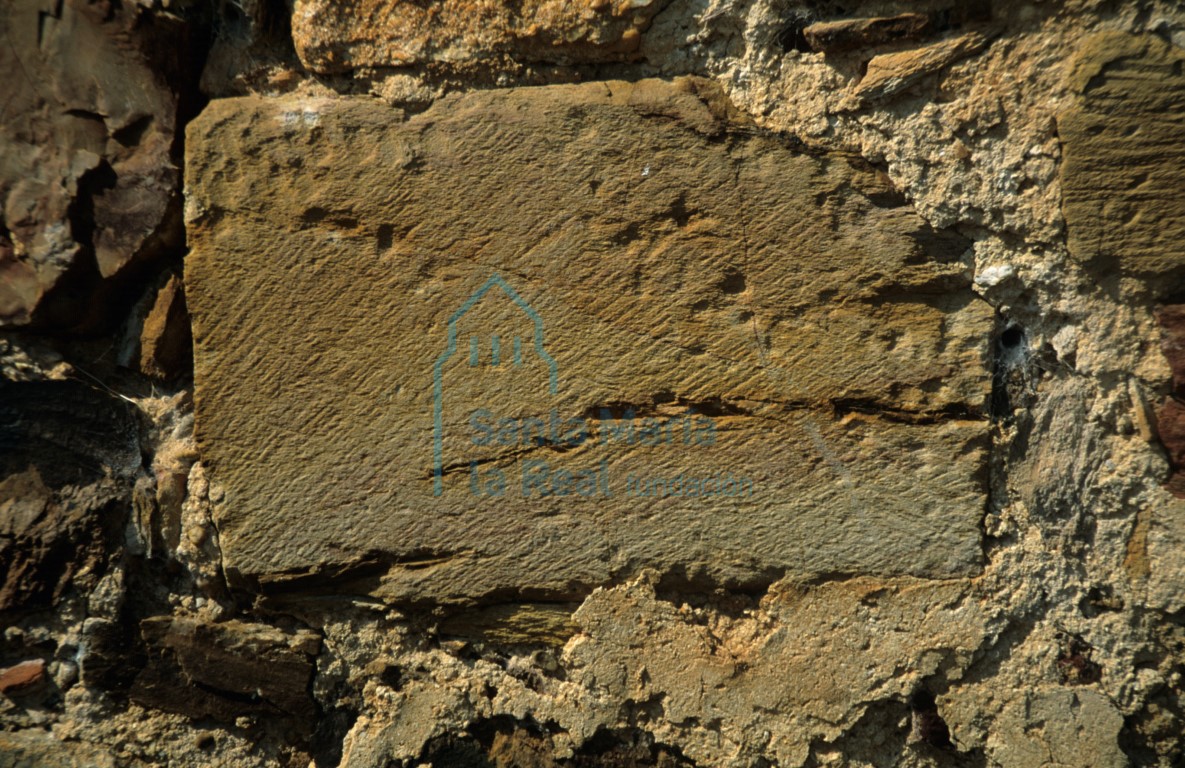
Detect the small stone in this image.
<box><xmin>1156</xmin><ymin>306</ymin><xmax>1185</xmax><ymax>495</ymax></box>
<box><xmin>975</xmin><ymin>264</ymin><xmax>1015</xmax><ymax>289</ymax></box>
<box><xmin>847</xmin><ymin>32</ymin><xmax>992</xmax><ymax>105</ymax></box>
<box><xmin>803</xmin><ymin>14</ymin><xmax>931</xmax><ymax>54</ymax></box>
<box><xmin>131</xmin><ymin>616</ymin><xmax>321</xmax><ymax>732</ymax></box>
<box><xmin>1158</xmin><ymin>400</ymin><xmax>1185</xmax><ymax>498</ymax></box>
<box><xmin>0</xmin><ymin>659</ymin><xmax>46</xmax><ymax>694</ymax></box>
<box><xmin>990</xmin><ymin>689</ymin><xmax>1126</xmax><ymax>768</ymax></box>
<box><xmin>138</xmin><ymin>273</ymin><xmax>193</xmax><ymax>381</ymax></box>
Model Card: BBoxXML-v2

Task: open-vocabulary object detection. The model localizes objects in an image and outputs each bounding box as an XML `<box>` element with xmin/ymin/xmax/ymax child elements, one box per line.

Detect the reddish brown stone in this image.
<box><xmin>0</xmin><ymin>659</ymin><xmax>46</xmax><ymax>694</ymax></box>
<box><xmin>1158</xmin><ymin>305</ymin><xmax>1185</xmax><ymax>391</ymax></box>
<box><xmin>1157</xmin><ymin>305</ymin><xmax>1185</xmax><ymax>496</ymax></box>
<box><xmin>1158</xmin><ymin>399</ymin><xmax>1185</xmax><ymax>497</ymax></box>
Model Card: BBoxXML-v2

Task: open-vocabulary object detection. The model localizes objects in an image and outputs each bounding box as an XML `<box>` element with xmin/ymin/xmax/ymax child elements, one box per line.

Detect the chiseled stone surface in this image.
<box><xmin>185</xmin><ymin>78</ymin><xmax>992</xmax><ymax>602</ymax></box>
<box><xmin>1060</xmin><ymin>32</ymin><xmax>1185</xmax><ymax>279</ymax></box>
<box><xmin>291</xmin><ymin>0</ymin><xmax>666</xmax><ymax>73</ymax></box>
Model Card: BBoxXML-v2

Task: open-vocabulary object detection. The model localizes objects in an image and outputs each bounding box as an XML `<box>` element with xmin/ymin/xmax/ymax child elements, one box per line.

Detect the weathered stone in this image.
<box><xmin>803</xmin><ymin>14</ymin><xmax>930</xmax><ymax>54</ymax></box>
<box><xmin>566</xmin><ymin>576</ymin><xmax>991</xmax><ymax>766</ymax></box>
<box><xmin>291</xmin><ymin>0</ymin><xmax>666</xmax><ymax>73</ymax></box>
<box><xmin>1060</xmin><ymin>32</ymin><xmax>1185</xmax><ymax>279</ymax></box>
<box><xmin>138</xmin><ymin>273</ymin><xmax>193</xmax><ymax>381</ymax></box>
<box><xmin>342</xmin><ymin>574</ymin><xmax>990</xmax><ymax>766</ymax></box>
<box><xmin>131</xmin><ymin>616</ymin><xmax>321</xmax><ymax>728</ymax></box>
<box><xmin>185</xmin><ymin>78</ymin><xmax>992</xmax><ymax>603</ymax></box>
<box><xmin>847</xmin><ymin>32</ymin><xmax>991</xmax><ymax>105</ymax></box>
<box><xmin>0</xmin><ymin>660</ymin><xmax>45</xmax><ymax>695</ymax></box>
<box><xmin>79</xmin><ymin>617</ymin><xmax>139</xmax><ymax>693</ymax></box>
<box><xmin>0</xmin><ymin>0</ymin><xmax>182</xmax><ymax>327</ymax></box>
<box><xmin>988</xmin><ymin>689</ymin><xmax>1126</xmax><ymax>768</ymax></box>
<box><xmin>1146</xmin><ymin>495</ymin><xmax>1185</xmax><ymax>615</ymax></box>
<box><xmin>0</xmin><ymin>379</ymin><xmax>139</xmax><ymax>611</ymax></box>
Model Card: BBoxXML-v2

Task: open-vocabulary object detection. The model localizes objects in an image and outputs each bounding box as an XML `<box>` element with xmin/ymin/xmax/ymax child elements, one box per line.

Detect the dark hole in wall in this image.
<box><xmin>718</xmin><ymin>268</ymin><xmax>746</xmax><ymax>294</ymax></box>
<box><xmin>999</xmin><ymin>325</ymin><xmax>1024</xmax><ymax>349</ymax></box>
<box><xmin>777</xmin><ymin>19</ymin><xmax>812</xmax><ymax>53</ymax></box>
<box><xmin>908</xmin><ymin>688</ymin><xmax>954</xmax><ymax>750</ymax></box>
<box><xmin>311</xmin><ymin>707</ymin><xmax>358</xmax><ymax>768</ymax></box>
<box><xmin>0</xmin><ymin>379</ymin><xmax>139</xmax><ymax>488</ymax></box>
<box><xmin>417</xmin><ymin>719</ymin><xmax>700</xmax><ymax>767</ymax></box>
<box><xmin>931</xmin><ymin>0</ymin><xmax>994</xmax><ymax>33</ymax></box>
<box><xmin>112</xmin><ymin>115</ymin><xmax>155</xmax><ymax>148</ymax></box>
<box><xmin>376</xmin><ymin>223</ymin><xmax>395</xmax><ymax>251</ymax></box>
<box><xmin>1055</xmin><ymin>632</ymin><xmax>1103</xmax><ymax>685</ymax></box>
<box><xmin>990</xmin><ymin>323</ymin><xmax>1028</xmax><ymax>421</ymax></box>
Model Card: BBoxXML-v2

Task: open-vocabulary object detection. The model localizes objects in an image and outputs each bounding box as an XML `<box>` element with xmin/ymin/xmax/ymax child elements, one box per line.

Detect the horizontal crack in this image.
<box><xmin>830</xmin><ymin>398</ymin><xmax>984</xmax><ymax>425</ymax></box>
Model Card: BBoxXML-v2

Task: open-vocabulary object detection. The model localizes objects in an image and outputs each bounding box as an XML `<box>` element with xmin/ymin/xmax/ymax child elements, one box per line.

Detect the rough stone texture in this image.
<box><xmin>989</xmin><ymin>688</ymin><xmax>1127</xmax><ymax>767</ymax></box>
<box><xmin>0</xmin><ymin>0</ymin><xmax>186</xmax><ymax>328</ymax></box>
<box><xmin>292</xmin><ymin>0</ymin><xmax>668</xmax><ymax>73</ymax></box>
<box><xmin>131</xmin><ymin>616</ymin><xmax>321</xmax><ymax>730</ymax></box>
<box><xmin>137</xmin><ymin>273</ymin><xmax>192</xmax><ymax>381</ymax></box>
<box><xmin>4</xmin><ymin>1</ymin><xmax>1185</xmax><ymax>766</ymax></box>
<box><xmin>847</xmin><ymin>31</ymin><xmax>993</xmax><ymax>106</ymax></box>
<box><xmin>1059</xmin><ymin>32</ymin><xmax>1185</xmax><ymax>282</ymax></box>
<box><xmin>0</xmin><ymin>379</ymin><xmax>139</xmax><ymax>612</ymax></box>
<box><xmin>185</xmin><ymin>79</ymin><xmax>992</xmax><ymax>601</ymax></box>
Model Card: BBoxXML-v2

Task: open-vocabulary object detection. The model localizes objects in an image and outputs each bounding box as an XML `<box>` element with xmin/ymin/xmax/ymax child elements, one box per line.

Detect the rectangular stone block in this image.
<box><xmin>1060</xmin><ymin>33</ymin><xmax>1185</xmax><ymax>278</ymax></box>
<box><xmin>185</xmin><ymin>78</ymin><xmax>993</xmax><ymax>602</ymax></box>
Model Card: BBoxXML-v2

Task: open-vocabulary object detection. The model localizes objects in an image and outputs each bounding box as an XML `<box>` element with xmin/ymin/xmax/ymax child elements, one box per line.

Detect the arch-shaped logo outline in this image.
<box><xmin>433</xmin><ymin>274</ymin><xmax>558</xmax><ymax>496</ymax></box>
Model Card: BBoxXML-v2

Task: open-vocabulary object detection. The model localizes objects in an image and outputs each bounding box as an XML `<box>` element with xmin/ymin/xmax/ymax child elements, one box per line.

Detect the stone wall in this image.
<box><xmin>2</xmin><ymin>0</ymin><xmax>1185</xmax><ymax>766</ymax></box>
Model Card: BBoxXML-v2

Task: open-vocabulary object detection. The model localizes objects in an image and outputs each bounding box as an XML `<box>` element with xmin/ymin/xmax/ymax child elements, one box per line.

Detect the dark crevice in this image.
<box><xmin>831</xmin><ymin>398</ymin><xmax>983</xmax><ymax>424</ymax></box>
<box><xmin>777</xmin><ymin>18</ymin><xmax>813</xmax><ymax>54</ymax></box>
<box><xmin>112</xmin><ymin>114</ymin><xmax>154</xmax><ymax>147</ymax></box>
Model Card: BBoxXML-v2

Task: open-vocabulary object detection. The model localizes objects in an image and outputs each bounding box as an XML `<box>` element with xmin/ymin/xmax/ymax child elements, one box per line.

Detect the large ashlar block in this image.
<box><xmin>185</xmin><ymin>78</ymin><xmax>993</xmax><ymax>602</ymax></box>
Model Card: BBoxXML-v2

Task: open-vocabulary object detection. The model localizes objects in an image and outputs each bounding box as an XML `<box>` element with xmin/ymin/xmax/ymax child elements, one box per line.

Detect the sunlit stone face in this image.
<box><xmin>185</xmin><ymin>78</ymin><xmax>992</xmax><ymax>602</ymax></box>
